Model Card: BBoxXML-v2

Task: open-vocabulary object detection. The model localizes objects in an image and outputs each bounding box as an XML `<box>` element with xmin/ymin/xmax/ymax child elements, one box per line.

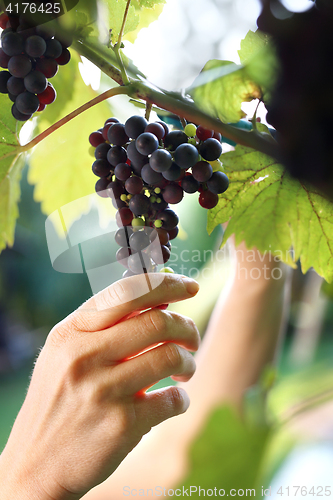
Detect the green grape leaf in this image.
<box><xmin>190</xmin><ymin>60</ymin><xmax>261</xmax><ymax>123</ymax></box>
<box><xmin>105</xmin><ymin>0</ymin><xmax>140</xmax><ymax>43</ymax></box>
<box><xmin>238</xmin><ymin>30</ymin><xmax>279</xmax><ymax>100</ymax></box>
<box><xmin>131</xmin><ymin>0</ymin><xmax>165</xmax><ymax>7</ymax></box>
<box><xmin>28</xmin><ymin>72</ymin><xmax>111</xmax><ymax>233</ymax></box>
<box><xmin>178</xmin><ymin>405</ymin><xmax>271</xmax><ymax>496</ymax></box>
<box><xmin>207</xmin><ymin>141</ymin><xmax>333</xmax><ymax>282</ymax></box>
<box><xmin>124</xmin><ymin>3</ymin><xmax>165</xmax><ymax>43</ymax></box>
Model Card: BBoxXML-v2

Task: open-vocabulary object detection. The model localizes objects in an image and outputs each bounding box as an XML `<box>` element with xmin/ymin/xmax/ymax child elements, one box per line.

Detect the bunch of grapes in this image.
<box><xmin>89</xmin><ymin>115</ymin><xmax>229</xmax><ymax>277</ymax></box>
<box><xmin>0</xmin><ymin>11</ymin><xmax>71</xmax><ymax>121</ymax></box>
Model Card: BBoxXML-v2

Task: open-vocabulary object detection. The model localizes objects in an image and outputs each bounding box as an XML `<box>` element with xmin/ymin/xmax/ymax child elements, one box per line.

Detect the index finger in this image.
<box><xmin>66</xmin><ymin>273</ymin><xmax>199</xmax><ymax>332</ymax></box>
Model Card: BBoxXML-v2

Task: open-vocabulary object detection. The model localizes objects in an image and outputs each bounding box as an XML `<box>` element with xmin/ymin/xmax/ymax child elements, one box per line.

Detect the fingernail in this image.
<box><xmin>182</xmin><ymin>277</ymin><xmax>199</xmax><ymax>296</ymax></box>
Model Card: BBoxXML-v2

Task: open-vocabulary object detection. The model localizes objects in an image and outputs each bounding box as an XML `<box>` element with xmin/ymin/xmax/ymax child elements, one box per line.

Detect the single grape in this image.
<box><xmin>94</xmin><ymin>143</ymin><xmax>111</xmax><ymax>160</ymax></box>
<box><xmin>149</xmin><ymin>149</ymin><xmax>173</xmax><ymax>172</ymax></box>
<box><xmin>95</xmin><ymin>178</ymin><xmax>109</xmax><ymax>198</ymax></box>
<box><xmin>184</xmin><ymin>123</ymin><xmax>197</xmax><ymax>137</ymax></box>
<box><xmin>1</xmin><ymin>32</ymin><xmax>25</xmax><ymax>57</ymax></box>
<box><xmin>107</xmin><ymin>123</ymin><xmax>129</xmax><ymax>146</ymax></box>
<box><xmin>168</xmin><ymin>226</ymin><xmax>179</xmax><ymax>240</ymax></box>
<box><xmin>0</xmin><ymin>48</ymin><xmax>10</xmax><ymax>69</ymax></box>
<box><xmin>136</xmin><ymin>132</ymin><xmax>159</xmax><ymax>156</ymax></box>
<box><xmin>206</xmin><ymin>171</ymin><xmax>229</xmax><ymax>194</ymax></box>
<box><xmin>6</xmin><ymin>76</ymin><xmax>23</xmax><ymax>95</ymax></box>
<box><xmin>132</xmin><ymin>217</ymin><xmax>145</xmax><ymax>228</ymax></box>
<box><xmin>0</xmin><ymin>13</ymin><xmax>9</xmax><ymax>29</ymax></box>
<box><xmin>162</xmin><ymin>183</ymin><xmax>184</xmax><ymax>204</ymax></box>
<box><xmin>192</xmin><ymin>161</ymin><xmax>213</xmax><ymax>182</ymax></box>
<box><xmin>35</xmin><ymin>58</ymin><xmax>58</xmax><ymax>78</ymax></box>
<box><xmin>129</xmin><ymin>194</ymin><xmax>151</xmax><ymax>216</ymax></box>
<box><xmin>173</xmin><ymin>143</ymin><xmax>199</xmax><ymax>169</ymax></box>
<box><xmin>199</xmin><ymin>138</ymin><xmax>222</xmax><ymax>161</ymax></box>
<box><xmin>145</xmin><ymin>122</ymin><xmax>165</xmax><ymax>140</ymax></box>
<box><xmin>125</xmin><ymin>176</ymin><xmax>144</xmax><ymax>195</ymax></box>
<box><xmin>105</xmin><ymin>117</ymin><xmax>120</xmax><ymax>126</ymax></box>
<box><xmin>8</xmin><ymin>55</ymin><xmax>32</xmax><ymax>78</ymax></box>
<box><xmin>156</xmin><ymin>121</ymin><xmax>169</xmax><ymax>136</ymax></box>
<box><xmin>162</xmin><ymin>162</ymin><xmax>182</xmax><ymax>181</ymax></box>
<box><xmin>157</xmin><ymin>209</ymin><xmax>179</xmax><ymax>230</ymax></box>
<box><xmin>114</xmin><ymin>163</ymin><xmax>132</xmax><ymax>181</ymax></box>
<box><xmin>25</xmin><ymin>35</ymin><xmax>47</xmax><ymax>57</ymax></box>
<box><xmin>8</xmin><ymin>92</ymin><xmax>16</xmax><ymax>102</ymax></box>
<box><xmin>141</xmin><ymin>164</ymin><xmax>164</xmax><ymax>186</ymax></box>
<box><xmin>164</xmin><ymin>130</ymin><xmax>188</xmax><ymax>150</ymax></box>
<box><xmin>213</xmin><ymin>131</ymin><xmax>222</xmax><ymax>142</ymax></box>
<box><xmin>24</xmin><ymin>71</ymin><xmax>47</xmax><ymax>94</ymax></box>
<box><xmin>124</xmin><ymin>115</ymin><xmax>148</xmax><ymax>139</ymax></box>
<box><xmin>181</xmin><ymin>174</ymin><xmax>200</xmax><ymax>193</ymax></box>
<box><xmin>196</xmin><ymin>125</ymin><xmax>213</xmax><ymax>141</ymax></box>
<box><xmin>199</xmin><ymin>190</ymin><xmax>219</xmax><ymax>209</ymax></box>
<box><xmin>92</xmin><ymin>159</ymin><xmax>111</xmax><ymax>177</ymax></box>
<box><xmin>107</xmin><ymin>180</ymin><xmax>125</xmax><ymax>199</ymax></box>
<box><xmin>11</xmin><ymin>103</ymin><xmax>32</xmax><ymax>121</ymax></box>
<box><xmin>38</xmin><ymin>83</ymin><xmax>56</xmax><ymax>104</ymax></box>
<box><xmin>128</xmin><ymin>252</ymin><xmax>153</xmax><ymax>274</ymax></box>
<box><xmin>37</xmin><ymin>103</ymin><xmax>46</xmax><ymax>112</ymax></box>
<box><xmin>44</xmin><ymin>38</ymin><xmax>63</xmax><ymax>59</ymax></box>
<box><xmin>107</xmin><ymin>145</ymin><xmax>127</xmax><ymax>167</ymax></box>
<box><xmin>126</xmin><ymin>140</ymin><xmax>148</xmax><ymax>166</ymax></box>
<box><xmin>89</xmin><ymin>131</ymin><xmax>105</xmax><ymax>147</ymax></box>
<box><xmin>0</xmin><ymin>71</ymin><xmax>10</xmax><ymax>93</ymax></box>
<box><xmin>151</xmin><ymin>245</ymin><xmax>171</xmax><ymax>265</ymax></box>
<box><xmin>149</xmin><ymin>228</ymin><xmax>169</xmax><ymax>246</ymax></box>
<box><xmin>55</xmin><ymin>48</ymin><xmax>71</xmax><ymax>66</ymax></box>
<box><xmin>115</xmin><ymin>227</ymin><xmax>133</xmax><ymax>247</ymax></box>
<box><xmin>129</xmin><ymin>231</ymin><xmax>150</xmax><ymax>251</ymax></box>
<box><xmin>116</xmin><ymin>207</ymin><xmax>133</xmax><ymax>227</ymax></box>
<box><xmin>16</xmin><ymin>92</ymin><xmax>40</xmax><ymax>115</ymax></box>
<box><xmin>116</xmin><ymin>246</ymin><xmax>132</xmax><ymax>268</ymax></box>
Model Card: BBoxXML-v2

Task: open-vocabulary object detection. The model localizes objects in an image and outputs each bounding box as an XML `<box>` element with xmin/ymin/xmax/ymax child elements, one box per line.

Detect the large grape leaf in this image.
<box><xmin>190</xmin><ymin>60</ymin><xmax>261</xmax><ymax>123</ymax></box>
<box><xmin>177</xmin><ymin>405</ymin><xmax>271</xmax><ymax>497</ymax></box>
<box><xmin>207</xmin><ymin>143</ymin><xmax>333</xmax><ymax>282</ymax></box>
<box><xmin>28</xmin><ymin>69</ymin><xmax>111</xmax><ymax>233</ymax></box>
<box><xmin>124</xmin><ymin>2</ymin><xmax>165</xmax><ymax>43</ymax></box>
<box><xmin>104</xmin><ymin>0</ymin><xmax>140</xmax><ymax>43</ymax></box>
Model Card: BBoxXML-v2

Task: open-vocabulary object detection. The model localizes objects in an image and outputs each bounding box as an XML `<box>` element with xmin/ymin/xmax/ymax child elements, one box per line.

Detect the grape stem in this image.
<box><xmin>112</xmin><ymin>0</ymin><xmax>132</xmax><ymax>86</ymax></box>
<box><xmin>20</xmin><ymin>86</ymin><xmax>129</xmax><ymax>152</ymax></box>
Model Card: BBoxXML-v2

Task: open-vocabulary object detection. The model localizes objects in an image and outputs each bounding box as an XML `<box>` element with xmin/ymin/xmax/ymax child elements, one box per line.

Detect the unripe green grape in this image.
<box><xmin>155</xmin><ymin>220</ymin><xmax>163</xmax><ymax>228</ymax></box>
<box><xmin>132</xmin><ymin>217</ymin><xmax>145</xmax><ymax>227</ymax></box>
<box><xmin>160</xmin><ymin>267</ymin><xmax>174</xmax><ymax>273</ymax></box>
<box><xmin>184</xmin><ymin>123</ymin><xmax>197</xmax><ymax>137</ymax></box>
<box><xmin>88</xmin><ymin>146</ymin><xmax>95</xmax><ymax>157</ymax></box>
<box><xmin>154</xmin><ymin>187</ymin><xmax>161</xmax><ymax>194</ymax></box>
<box><xmin>150</xmin><ymin>196</ymin><xmax>157</xmax><ymax>203</ymax></box>
<box><xmin>127</xmin><ymin>194</ymin><xmax>133</xmax><ymax>200</ymax></box>
<box><xmin>188</xmin><ymin>138</ymin><xmax>197</xmax><ymax>146</ymax></box>
<box><xmin>120</xmin><ymin>194</ymin><xmax>128</xmax><ymax>202</ymax></box>
<box><xmin>211</xmin><ymin>160</ymin><xmax>224</xmax><ymax>172</ymax></box>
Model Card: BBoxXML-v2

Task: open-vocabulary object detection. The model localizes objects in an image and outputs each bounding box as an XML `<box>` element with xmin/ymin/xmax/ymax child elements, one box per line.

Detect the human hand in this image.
<box><xmin>0</xmin><ymin>274</ymin><xmax>200</xmax><ymax>500</ymax></box>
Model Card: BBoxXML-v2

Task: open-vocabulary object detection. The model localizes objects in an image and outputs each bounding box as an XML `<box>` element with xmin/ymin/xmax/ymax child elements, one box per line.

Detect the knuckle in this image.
<box><xmin>169</xmin><ymin>387</ymin><xmax>186</xmax><ymax>413</ymax></box>
<box><xmin>163</xmin><ymin>343</ymin><xmax>183</xmax><ymax>372</ymax></box>
<box><xmin>104</xmin><ymin>280</ymin><xmax>135</xmax><ymax>307</ymax></box>
<box><xmin>145</xmin><ymin>309</ymin><xmax>169</xmax><ymax>336</ymax></box>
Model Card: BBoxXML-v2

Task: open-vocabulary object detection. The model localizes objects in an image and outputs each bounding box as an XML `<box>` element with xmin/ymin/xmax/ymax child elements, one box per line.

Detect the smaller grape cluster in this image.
<box><xmin>0</xmin><ymin>11</ymin><xmax>71</xmax><ymax>121</ymax></box>
<box><xmin>89</xmin><ymin>115</ymin><xmax>229</xmax><ymax>277</ymax></box>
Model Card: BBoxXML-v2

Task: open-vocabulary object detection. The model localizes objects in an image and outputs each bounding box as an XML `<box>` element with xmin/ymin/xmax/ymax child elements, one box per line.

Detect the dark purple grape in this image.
<box><xmin>199</xmin><ymin>138</ymin><xmax>222</xmax><ymax>162</ymax></box>
<box><xmin>1</xmin><ymin>32</ymin><xmax>25</xmax><ymax>56</ymax></box>
<box><xmin>107</xmin><ymin>145</ymin><xmax>127</xmax><ymax>167</ymax></box>
<box><xmin>125</xmin><ymin>176</ymin><xmax>144</xmax><ymax>195</ymax></box>
<box><xmin>24</xmin><ymin>71</ymin><xmax>47</xmax><ymax>94</ymax></box>
<box><xmin>116</xmin><ymin>208</ymin><xmax>134</xmax><ymax>227</ymax></box>
<box><xmin>162</xmin><ymin>162</ymin><xmax>182</xmax><ymax>181</ymax></box>
<box><xmin>95</xmin><ymin>178</ymin><xmax>109</xmax><ymax>198</ymax></box>
<box><xmin>7</xmin><ymin>76</ymin><xmax>24</xmax><ymax>95</ymax></box>
<box><xmin>149</xmin><ymin>228</ymin><xmax>169</xmax><ymax>246</ymax></box>
<box><xmin>151</xmin><ymin>245</ymin><xmax>171</xmax><ymax>264</ymax></box>
<box><xmin>156</xmin><ymin>121</ymin><xmax>169</xmax><ymax>137</ymax></box>
<box><xmin>89</xmin><ymin>131</ymin><xmax>104</xmax><ymax>147</ymax></box>
<box><xmin>135</xmin><ymin>132</ymin><xmax>159</xmax><ymax>155</ymax></box>
<box><xmin>25</xmin><ymin>35</ymin><xmax>47</xmax><ymax>57</ymax></box>
<box><xmin>199</xmin><ymin>190</ymin><xmax>219</xmax><ymax>209</ymax></box>
<box><xmin>149</xmin><ymin>149</ymin><xmax>173</xmax><ymax>172</ymax></box>
<box><xmin>145</xmin><ymin>122</ymin><xmax>165</xmax><ymax>140</ymax></box>
<box><xmin>8</xmin><ymin>55</ymin><xmax>32</xmax><ymax>77</ymax></box>
<box><xmin>116</xmin><ymin>246</ymin><xmax>132</xmax><ymax>268</ymax></box>
<box><xmin>0</xmin><ymin>48</ymin><xmax>10</xmax><ymax>69</ymax></box>
<box><xmin>128</xmin><ymin>252</ymin><xmax>153</xmax><ymax>274</ymax></box>
<box><xmin>115</xmin><ymin>227</ymin><xmax>133</xmax><ymax>247</ymax></box>
<box><xmin>174</xmin><ymin>143</ymin><xmax>199</xmax><ymax>169</ymax></box>
<box><xmin>129</xmin><ymin>231</ymin><xmax>150</xmax><ymax>251</ymax></box>
<box><xmin>16</xmin><ymin>92</ymin><xmax>39</xmax><ymax>115</ymax></box>
<box><xmin>206</xmin><ymin>171</ymin><xmax>229</xmax><ymax>194</ymax></box>
<box><xmin>141</xmin><ymin>164</ymin><xmax>164</xmax><ymax>186</ymax></box>
<box><xmin>192</xmin><ymin>161</ymin><xmax>213</xmax><ymax>182</ymax></box>
<box><xmin>55</xmin><ymin>48</ymin><xmax>71</xmax><ymax>65</ymax></box>
<box><xmin>107</xmin><ymin>181</ymin><xmax>125</xmax><ymax>199</ymax></box>
<box><xmin>129</xmin><ymin>194</ymin><xmax>151</xmax><ymax>216</ymax></box>
<box><xmin>162</xmin><ymin>183</ymin><xmax>184</xmax><ymax>204</ymax></box>
<box><xmin>8</xmin><ymin>92</ymin><xmax>16</xmax><ymax>102</ymax></box>
<box><xmin>181</xmin><ymin>175</ymin><xmax>200</xmax><ymax>193</ymax></box>
<box><xmin>105</xmin><ymin>117</ymin><xmax>120</xmax><ymax>126</ymax></box>
<box><xmin>157</xmin><ymin>209</ymin><xmax>179</xmax><ymax>230</ymax></box>
<box><xmin>127</xmin><ymin>140</ymin><xmax>148</xmax><ymax>165</ymax></box>
<box><xmin>168</xmin><ymin>226</ymin><xmax>179</xmax><ymax>240</ymax></box>
<box><xmin>94</xmin><ymin>143</ymin><xmax>111</xmax><ymax>160</ymax></box>
<box><xmin>131</xmin><ymin>163</ymin><xmax>144</xmax><ymax>176</ymax></box>
<box><xmin>124</xmin><ymin>115</ymin><xmax>148</xmax><ymax>139</ymax></box>
<box><xmin>11</xmin><ymin>103</ymin><xmax>32</xmax><ymax>121</ymax></box>
<box><xmin>107</xmin><ymin>123</ymin><xmax>129</xmax><ymax>146</ymax></box>
<box><xmin>196</xmin><ymin>125</ymin><xmax>213</xmax><ymax>141</ymax></box>
<box><xmin>35</xmin><ymin>58</ymin><xmax>58</xmax><ymax>78</ymax></box>
<box><xmin>164</xmin><ymin>130</ymin><xmax>188</xmax><ymax>150</ymax></box>
<box><xmin>0</xmin><ymin>71</ymin><xmax>10</xmax><ymax>93</ymax></box>
<box><xmin>44</xmin><ymin>38</ymin><xmax>63</xmax><ymax>59</ymax></box>
<box><xmin>92</xmin><ymin>159</ymin><xmax>111</xmax><ymax>177</ymax></box>
<box><xmin>114</xmin><ymin>163</ymin><xmax>132</xmax><ymax>181</ymax></box>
